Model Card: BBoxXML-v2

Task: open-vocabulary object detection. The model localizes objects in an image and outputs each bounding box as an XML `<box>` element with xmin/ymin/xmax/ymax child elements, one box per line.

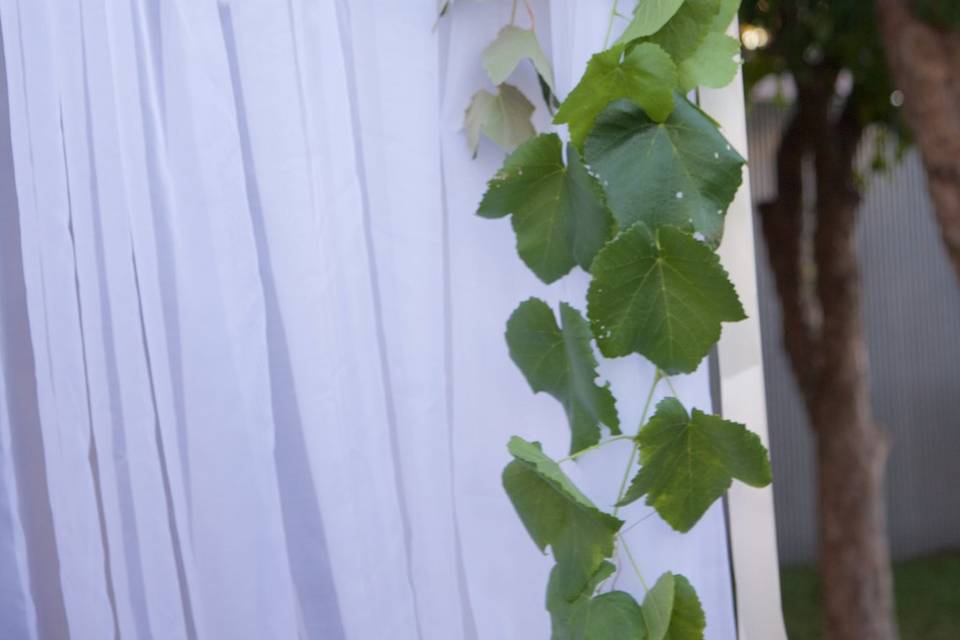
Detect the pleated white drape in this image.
<box><xmin>0</xmin><ymin>1</ymin><xmax>740</xmax><ymax>638</ymax></box>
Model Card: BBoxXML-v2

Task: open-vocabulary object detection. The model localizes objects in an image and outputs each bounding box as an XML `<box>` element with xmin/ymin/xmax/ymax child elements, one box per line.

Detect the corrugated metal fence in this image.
<box><xmin>747</xmin><ymin>102</ymin><xmax>960</xmax><ymax>564</ymax></box>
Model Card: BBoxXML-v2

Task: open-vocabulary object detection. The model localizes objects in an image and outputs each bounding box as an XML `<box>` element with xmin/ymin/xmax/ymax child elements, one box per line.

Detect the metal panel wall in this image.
<box><xmin>747</xmin><ymin>102</ymin><xmax>960</xmax><ymax>564</ymax></box>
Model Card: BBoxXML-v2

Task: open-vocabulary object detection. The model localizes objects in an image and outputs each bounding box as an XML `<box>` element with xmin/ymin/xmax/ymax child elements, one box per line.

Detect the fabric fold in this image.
<box><xmin>0</xmin><ymin>1</ymin><xmax>741</xmax><ymax>638</ymax></box>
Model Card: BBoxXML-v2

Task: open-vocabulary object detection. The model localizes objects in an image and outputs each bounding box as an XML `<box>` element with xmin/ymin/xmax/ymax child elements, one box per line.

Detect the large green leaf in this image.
<box><xmin>644</xmin><ymin>0</ymin><xmax>722</xmax><ymax>61</ymax></box>
<box><xmin>546</xmin><ymin>565</ymin><xmax>706</xmax><ymax>640</ymax></box>
<box><xmin>677</xmin><ymin>32</ymin><xmax>740</xmax><ymax>92</ymax></box>
<box><xmin>506</xmin><ymin>299</ymin><xmax>620</xmax><ymax>454</ymax></box>
<box><xmin>548</xmin><ymin>562</ymin><xmax>647</xmax><ymax>640</ymax></box>
<box><xmin>503</xmin><ymin>437</ymin><xmax>623</xmax><ymax>599</ymax></box>
<box><xmin>618</xmin><ymin>398</ymin><xmax>772</xmax><ymax>532</ymax></box>
<box><xmin>554</xmin><ymin>43</ymin><xmax>676</xmax><ymax>147</ymax></box>
<box><xmin>621</xmin><ymin>0</ymin><xmax>738</xmax><ymax>93</ymax></box>
<box><xmin>642</xmin><ymin>573</ymin><xmax>676</xmax><ymax>640</ymax></box>
<box><xmin>483</xmin><ymin>26</ymin><xmax>556</xmax><ymax>94</ymax></box>
<box><xmin>663</xmin><ymin>575</ymin><xmax>707</xmax><ymax>639</ymax></box>
<box><xmin>642</xmin><ymin>573</ymin><xmax>707</xmax><ymax>640</ymax></box>
<box><xmin>675</xmin><ymin>0</ymin><xmax>742</xmax><ymax>92</ymax></box>
<box><xmin>711</xmin><ymin>0</ymin><xmax>740</xmax><ymax>32</ymax></box>
<box><xmin>567</xmin><ymin>592</ymin><xmax>648</xmax><ymax>640</ymax></box>
<box><xmin>584</xmin><ymin>97</ymin><xmax>744</xmax><ymax>246</ymax></box>
<box><xmin>619</xmin><ymin>0</ymin><xmax>686</xmax><ymax>42</ymax></box>
<box><xmin>478</xmin><ymin>133</ymin><xmax>614</xmax><ymax>282</ymax></box>
<box><xmin>548</xmin><ymin>562</ymin><xmax>612</xmax><ymax>639</ymax></box>
<box><xmin>465</xmin><ymin>84</ymin><xmax>536</xmax><ymax>155</ymax></box>
<box><xmin>587</xmin><ymin>224</ymin><xmax>745</xmax><ymax>374</ymax></box>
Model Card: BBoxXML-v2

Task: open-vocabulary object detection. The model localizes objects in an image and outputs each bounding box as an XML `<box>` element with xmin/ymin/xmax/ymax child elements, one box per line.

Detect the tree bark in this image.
<box><xmin>877</xmin><ymin>0</ymin><xmax>960</xmax><ymax>282</ymax></box>
<box><xmin>811</xmin><ymin>190</ymin><xmax>896</xmax><ymax>640</ymax></box>
<box><xmin>758</xmin><ymin>83</ymin><xmax>898</xmax><ymax>640</ymax></box>
<box><xmin>815</xmin><ymin>398</ymin><xmax>894</xmax><ymax>640</ymax></box>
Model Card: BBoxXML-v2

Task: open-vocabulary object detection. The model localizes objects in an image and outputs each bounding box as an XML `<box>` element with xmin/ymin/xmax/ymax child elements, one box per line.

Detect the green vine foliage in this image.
<box><xmin>462</xmin><ymin>1</ymin><xmax>773</xmax><ymax>637</ymax></box>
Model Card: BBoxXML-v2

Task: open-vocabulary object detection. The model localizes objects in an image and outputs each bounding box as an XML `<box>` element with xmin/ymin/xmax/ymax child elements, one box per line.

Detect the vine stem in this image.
<box><xmin>602</xmin><ymin>370</ymin><xmax>661</xmax><ymax>593</ymax></box>
<box><xmin>557</xmin><ymin>434</ymin><xmax>634</xmax><ymax>463</ymax></box>
<box><xmin>620</xmin><ymin>510</ymin><xmax>657</xmax><ymax>535</ymax></box>
<box><xmin>660</xmin><ymin>369</ymin><xmax>679</xmax><ymax>397</ymax></box>
<box><xmin>603</xmin><ymin>0</ymin><xmax>621</xmax><ymax>48</ymax></box>
<box><xmin>510</xmin><ymin>0</ymin><xmax>518</xmax><ymax>24</ymax></box>
<box><xmin>612</xmin><ymin>369</ymin><xmax>661</xmax><ymax>517</ymax></box>
<box><xmin>612</xmin><ymin>446</ymin><xmax>639</xmax><ymax>518</ymax></box>
<box><xmin>619</xmin><ymin>534</ymin><xmax>650</xmax><ymax>592</ymax></box>
<box><xmin>524</xmin><ymin>0</ymin><xmax>535</xmax><ymax>32</ymax></box>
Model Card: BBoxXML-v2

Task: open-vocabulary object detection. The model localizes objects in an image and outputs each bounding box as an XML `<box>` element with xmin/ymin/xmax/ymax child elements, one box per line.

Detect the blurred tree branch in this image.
<box><xmin>878</xmin><ymin>0</ymin><xmax>960</xmax><ymax>281</ymax></box>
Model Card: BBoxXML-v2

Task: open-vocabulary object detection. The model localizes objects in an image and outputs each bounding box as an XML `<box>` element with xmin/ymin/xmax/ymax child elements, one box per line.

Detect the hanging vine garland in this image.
<box><xmin>454</xmin><ymin>1</ymin><xmax>772</xmax><ymax>637</ymax></box>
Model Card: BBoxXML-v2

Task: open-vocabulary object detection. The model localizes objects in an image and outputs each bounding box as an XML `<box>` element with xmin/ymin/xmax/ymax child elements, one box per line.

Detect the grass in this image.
<box><xmin>781</xmin><ymin>551</ymin><xmax>960</xmax><ymax>639</ymax></box>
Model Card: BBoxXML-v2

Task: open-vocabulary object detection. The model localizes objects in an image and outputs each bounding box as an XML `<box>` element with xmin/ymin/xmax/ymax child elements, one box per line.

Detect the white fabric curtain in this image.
<box><xmin>0</xmin><ymin>1</ymin><xmax>739</xmax><ymax>638</ymax></box>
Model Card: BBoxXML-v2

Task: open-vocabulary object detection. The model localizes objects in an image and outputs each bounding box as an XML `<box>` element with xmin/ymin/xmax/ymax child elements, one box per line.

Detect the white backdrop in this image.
<box><xmin>0</xmin><ymin>1</ymin><xmax>739</xmax><ymax>638</ymax></box>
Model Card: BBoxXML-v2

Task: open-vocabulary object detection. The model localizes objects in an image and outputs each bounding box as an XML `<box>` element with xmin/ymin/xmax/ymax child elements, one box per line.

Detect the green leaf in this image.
<box><xmin>506</xmin><ymin>299</ymin><xmax>620</xmax><ymax>454</ymax></box>
<box><xmin>465</xmin><ymin>84</ymin><xmax>536</xmax><ymax>155</ymax></box>
<box><xmin>677</xmin><ymin>32</ymin><xmax>740</xmax><ymax>92</ymax></box>
<box><xmin>547</xmin><ymin>562</ymin><xmax>612</xmax><ymax>640</ymax></box>
<box><xmin>584</xmin><ymin>97</ymin><xmax>744</xmax><ymax>246</ymax></box>
<box><xmin>618</xmin><ymin>398</ymin><xmax>772</xmax><ymax>532</ymax></box>
<box><xmin>645</xmin><ymin>0</ymin><xmax>722</xmax><ymax>61</ymax></box>
<box><xmin>642</xmin><ymin>573</ymin><xmax>676</xmax><ymax>640</ymax></box>
<box><xmin>619</xmin><ymin>0</ymin><xmax>686</xmax><ymax>42</ymax></box>
<box><xmin>621</xmin><ymin>0</ymin><xmax>740</xmax><ymax>94</ymax></box>
<box><xmin>571</xmin><ymin>592</ymin><xmax>649</xmax><ymax>639</ymax></box>
<box><xmin>546</xmin><ymin>567</ymin><xmax>706</xmax><ymax>640</ymax></box>
<box><xmin>641</xmin><ymin>573</ymin><xmax>706</xmax><ymax>640</ymax></box>
<box><xmin>478</xmin><ymin>133</ymin><xmax>615</xmax><ymax>282</ymax></box>
<box><xmin>503</xmin><ymin>437</ymin><xmax>623</xmax><ymax>599</ymax></box>
<box><xmin>710</xmin><ymin>0</ymin><xmax>740</xmax><ymax>33</ymax></box>
<box><xmin>554</xmin><ymin>43</ymin><xmax>677</xmax><ymax>147</ymax></box>
<box><xmin>548</xmin><ymin>562</ymin><xmax>647</xmax><ymax>640</ymax></box>
<box><xmin>587</xmin><ymin>225</ymin><xmax>745</xmax><ymax>374</ymax></box>
<box><xmin>664</xmin><ymin>575</ymin><xmax>706</xmax><ymax>639</ymax></box>
<box><xmin>483</xmin><ymin>26</ymin><xmax>556</xmax><ymax>94</ymax></box>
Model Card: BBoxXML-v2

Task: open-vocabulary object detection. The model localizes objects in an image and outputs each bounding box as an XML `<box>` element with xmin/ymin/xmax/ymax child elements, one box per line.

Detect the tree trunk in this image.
<box><xmin>810</xmin><ymin>184</ymin><xmax>897</xmax><ymax>640</ymax></box>
<box><xmin>759</xmin><ymin>84</ymin><xmax>899</xmax><ymax>639</ymax></box>
<box><xmin>877</xmin><ymin>0</ymin><xmax>960</xmax><ymax>282</ymax></box>
<box><xmin>810</xmin><ymin>191</ymin><xmax>895</xmax><ymax>640</ymax></box>
<box><xmin>815</xmin><ymin>401</ymin><xmax>894</xmax><ymax>640</ymax></box>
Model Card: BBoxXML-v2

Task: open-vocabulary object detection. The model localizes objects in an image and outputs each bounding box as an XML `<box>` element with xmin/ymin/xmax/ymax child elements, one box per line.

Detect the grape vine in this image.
<box><xmin>457</xmin><ymin>1</ymin><xmax>772</xmax><ymax>637</ymax></box>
